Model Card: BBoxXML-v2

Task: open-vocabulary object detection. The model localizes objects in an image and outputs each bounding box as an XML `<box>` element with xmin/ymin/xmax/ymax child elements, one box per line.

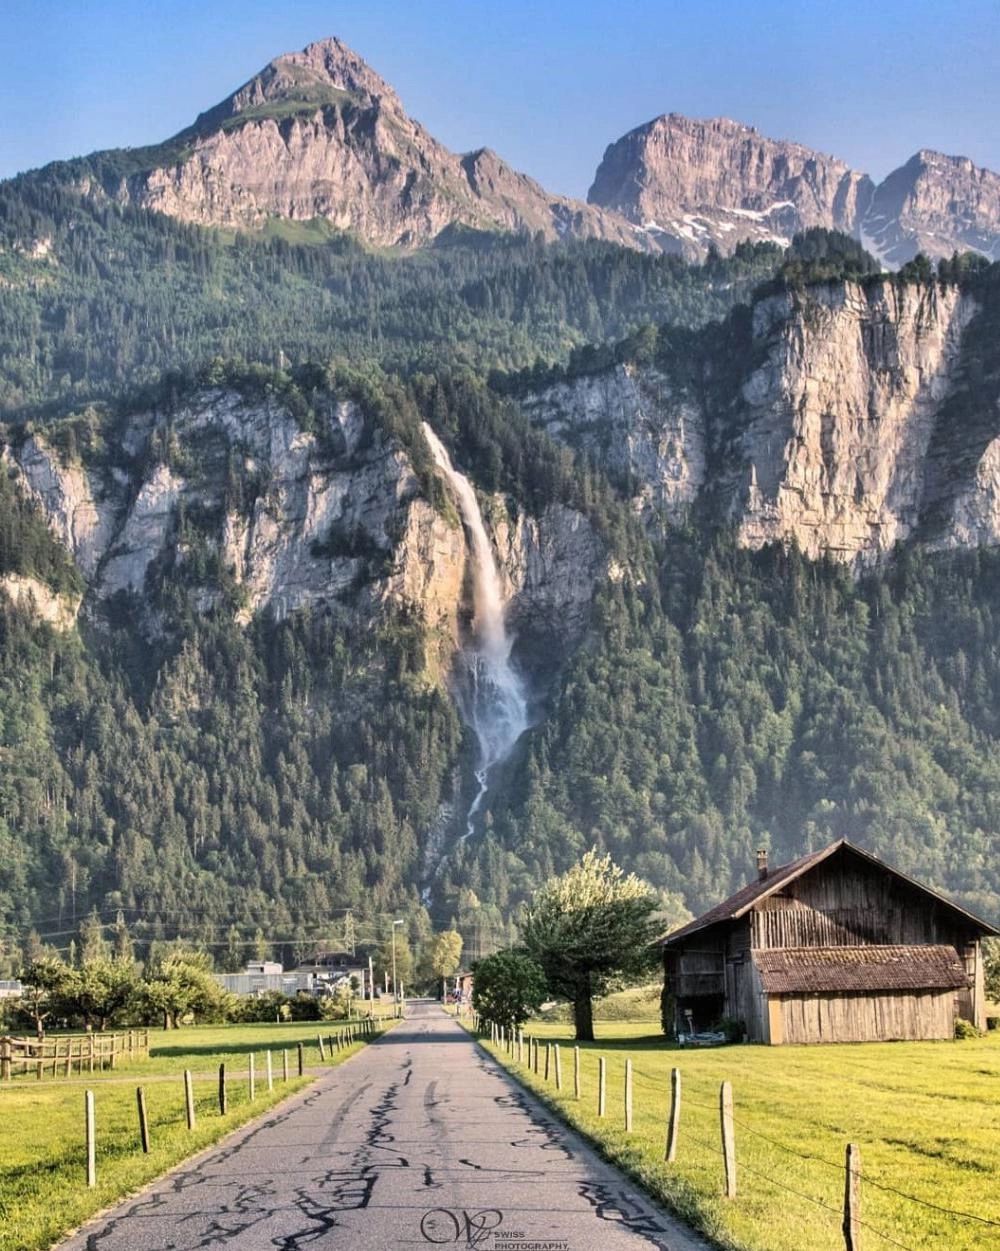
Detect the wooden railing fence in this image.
<box><xmin>0</xmin><ymin>1029</ymin><xmax>150</xmax><ymax>1081</ymax></box>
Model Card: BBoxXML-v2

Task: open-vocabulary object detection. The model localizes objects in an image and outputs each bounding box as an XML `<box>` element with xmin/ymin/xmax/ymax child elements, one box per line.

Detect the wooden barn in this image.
<box><xmin>659</xmin><ymin>839</ymin><xmax>997</xmax><ymax>1044</ymax></box>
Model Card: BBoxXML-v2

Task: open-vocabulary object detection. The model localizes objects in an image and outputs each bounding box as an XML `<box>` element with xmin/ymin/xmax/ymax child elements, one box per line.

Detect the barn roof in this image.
<box><xmin>752</xmin><ymin>945</ymin><xmax>969</xmax><ymax>994</ymax></box>
<box><xmin>658</xmin><ymin>839</ymin><xmax>999</xmax><ymax>947</ymax></box>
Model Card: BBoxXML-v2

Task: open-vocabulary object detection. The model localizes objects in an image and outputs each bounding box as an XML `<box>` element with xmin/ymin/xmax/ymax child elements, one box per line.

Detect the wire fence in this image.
<box><xmin>472</xmin><ymin>1016</ymin><xmax>999</xmax><ymax>1251</ymax></box>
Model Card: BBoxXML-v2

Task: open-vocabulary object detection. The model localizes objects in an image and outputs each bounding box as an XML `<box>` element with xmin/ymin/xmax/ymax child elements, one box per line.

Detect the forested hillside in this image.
<box><xmin>2</xmin><ymin>171</ymin><xmax>1000</xmax><ymax>968</ymax></box>
<box><xmin>0</xmin><ymin>174</ymin><xmax>781</xmax><ymax>415</ymax></box>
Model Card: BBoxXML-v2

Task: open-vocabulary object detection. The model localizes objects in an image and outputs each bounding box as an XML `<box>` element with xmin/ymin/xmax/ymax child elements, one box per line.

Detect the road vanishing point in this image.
<box><xmin>59</xmin><ymin>1001</ymin><xmax>711</xmax><ymax>1251</ymax></box>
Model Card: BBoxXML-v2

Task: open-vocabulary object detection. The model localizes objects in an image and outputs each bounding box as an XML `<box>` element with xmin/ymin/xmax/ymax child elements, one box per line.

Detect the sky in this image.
<box><xmin>3</xmin><ymin>0</ymin><xmax>999</xmax><ymax>195</ymax></box>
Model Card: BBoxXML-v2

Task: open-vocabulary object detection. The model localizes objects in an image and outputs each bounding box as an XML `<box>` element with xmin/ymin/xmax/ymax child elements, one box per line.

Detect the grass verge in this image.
<box><xmin>0</xmin><ymin>1018</ymin><xmax>393</xmax><ymax>1251</ymax></box>
<box><xmin>473</xmin><ymin>1019</ymin><xmax>1000</xmax><ymax>1251</ymax></box>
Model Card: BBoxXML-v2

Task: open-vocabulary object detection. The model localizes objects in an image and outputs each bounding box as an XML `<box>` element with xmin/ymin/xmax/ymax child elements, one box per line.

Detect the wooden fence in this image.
<box><xmin>1</xmin><ymin>1029</ymin><xmax>150</xmax><ymax>1081</ymax></box>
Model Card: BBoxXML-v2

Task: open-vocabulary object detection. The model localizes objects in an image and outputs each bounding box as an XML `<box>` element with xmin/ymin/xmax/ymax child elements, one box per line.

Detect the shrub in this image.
<box><xmin>955</xmin><ymin>1018</ymin><xmax>981</xmax><ymax>1040</ymax></box>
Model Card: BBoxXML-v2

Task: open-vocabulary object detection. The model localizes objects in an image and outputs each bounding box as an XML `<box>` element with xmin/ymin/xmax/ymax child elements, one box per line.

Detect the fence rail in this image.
<box><xmin>0</xmin><ymin>1029</ymin><xmax>150</xmax><ymax>1081</ymax></box>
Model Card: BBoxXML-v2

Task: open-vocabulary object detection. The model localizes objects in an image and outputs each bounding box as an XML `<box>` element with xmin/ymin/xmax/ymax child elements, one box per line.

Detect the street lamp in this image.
<box><xmin>391</xmin><ymin>919</ymin><xmax>404</xmax><ymax>1012</ymax></box>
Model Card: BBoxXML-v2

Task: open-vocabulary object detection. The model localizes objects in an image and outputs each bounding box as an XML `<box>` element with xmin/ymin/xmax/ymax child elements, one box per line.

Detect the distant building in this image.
<box><xmin>214</xmin><ymin>963</ymin><xmax>315</xmax><ymax>998</ymax></box>
<box><xmin>0</xmin><ymin>979</ymin><xmax>22</xmax><ymax>999</ymax></box>
<box><xmin>659</xmin><ymin>839</ymin><xmax>997</xmax><ymax>1044</ymax></box>
<box><xmin>295</xmin><ymin>951</ymin><xmax>365</xmax><ymax>985</ymax></box>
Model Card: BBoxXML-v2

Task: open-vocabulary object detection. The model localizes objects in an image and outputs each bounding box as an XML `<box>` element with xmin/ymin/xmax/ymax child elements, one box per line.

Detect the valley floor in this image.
<box><xmin>484</xmin><ymin>1020</ymin><xmax>1000</xmax><ymax>1251</ymax></box>
<box><xmin>46</xmin><ymin>1003</ymin><xmax>708</xmax><ymax>1251</ymax></box>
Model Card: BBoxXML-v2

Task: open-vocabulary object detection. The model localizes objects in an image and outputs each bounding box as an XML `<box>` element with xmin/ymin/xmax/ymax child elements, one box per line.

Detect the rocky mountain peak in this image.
<box><xmin>108</xmin><ymin>39</ymin><xmax>647</xmax><ymax>251</ymax></box>
<box><xmin>588</xmin><ymin>112</ymin><xmax>874</xmax><ymax>258</ymax></box>
<box><xmin>188</xmin><ymin>36</ymin><xmax>400</xmax><ymax>135</ymax></box>
<box><xmin>862</xmin><ymin>147</ymin><xmax>1000</xmax><ymax>267</ymax></box>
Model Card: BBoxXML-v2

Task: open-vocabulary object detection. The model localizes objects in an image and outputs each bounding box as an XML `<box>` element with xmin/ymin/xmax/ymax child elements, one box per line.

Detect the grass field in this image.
<box><xmin>481</xmin><ymin>1019</ymin><xmax>1000</xmax><ymax>1251</ymax></box>
<box><xmin>0</xmin><ymin>1017</ymin><xmax>392</xmax><ymax>1251</ymax></box>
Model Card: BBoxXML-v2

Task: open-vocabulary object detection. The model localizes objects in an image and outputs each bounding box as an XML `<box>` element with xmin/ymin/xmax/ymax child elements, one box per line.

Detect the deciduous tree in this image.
<box><xmin>522</xmin><ymin>850</ymin><xmax>660</xmax><ymax>1040</ymax></box>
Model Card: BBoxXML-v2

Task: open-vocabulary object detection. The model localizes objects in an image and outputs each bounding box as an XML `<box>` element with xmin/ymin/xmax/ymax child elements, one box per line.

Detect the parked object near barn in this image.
<box><xmin>659</xmin><ymin>839</ymin><xmax>997</xmax><ymax>1044</ymax></box>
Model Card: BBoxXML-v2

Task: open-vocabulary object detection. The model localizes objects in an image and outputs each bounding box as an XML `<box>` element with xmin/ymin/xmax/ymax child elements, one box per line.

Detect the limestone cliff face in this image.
<box><xmin>730</xmin><ymin>281</ymin><xmax>978</xmax><ymax>562</ymax></box>
<box><xmin>523</xmin><ymin>279</ymin><xmax>1000</xmax><ymax>566</ymax></box>
<box><xmin>113</xmin><ymin>38</ymin><xmax>644</xmax><ymax>251</ymax></box>
<box><xmin>522</xmin><ymin>365</ymin><xmax>706</xmax><ymax>525</ymax></box>
<box><xmin>4</xmin><ymin>390</ymin><xmax>605</xmax><ymax>668</ymax></box>
<box><xmin>4</xmin><ymin>436</ymin><xmax>116</xmax><ymax>577</ymax></box>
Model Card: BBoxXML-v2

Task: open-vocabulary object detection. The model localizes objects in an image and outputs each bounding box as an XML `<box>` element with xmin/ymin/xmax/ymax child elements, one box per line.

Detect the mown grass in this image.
<box><xmin>481</xmin><ymin>1020</ymin><xmax>1000</xmax><ymax>1251</ymax></box>
<box><xmin>0</xmin><ymin>1017</ymin><xmax>393</xmax><ymax>1251</ymax></box>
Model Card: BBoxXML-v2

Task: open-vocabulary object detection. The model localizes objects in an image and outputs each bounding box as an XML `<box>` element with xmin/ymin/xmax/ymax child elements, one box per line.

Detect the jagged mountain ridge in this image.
<box><xmin>588</xmin><ymin>114</ymin><xmax>1000</xmax><ymax>265</ymax></box>
<box><xmin>23</xmin><ymin>36</ymin><xmax>1000</xmax><ymax>264</ymax></box>
<box><xmin>92</xmin><ymin>37</ymin><xmax>644</xmax><ymax>250</ymax></box>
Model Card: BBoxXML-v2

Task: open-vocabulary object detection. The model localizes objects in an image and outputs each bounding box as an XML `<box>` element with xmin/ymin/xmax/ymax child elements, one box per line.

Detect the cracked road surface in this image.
<box><xmin>59</xmin><ymin>1002</ymin><xmax>711</xmax><ymax>1251</ymax></box>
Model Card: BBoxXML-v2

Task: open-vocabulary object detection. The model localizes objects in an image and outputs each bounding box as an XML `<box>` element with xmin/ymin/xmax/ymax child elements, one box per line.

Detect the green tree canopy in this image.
<box><xmin>471</xmin><ymin>949</ymin><xmax>547</xmax><ymax>1033</ymax></box>
<box><xmin>426</xmin><ymin>931</ymin><xmax>464</xmax><ymax>981</ymax></box>
<box><xmin>522</xmin><ymin>850</ymin><xmax>660</xmax><ymax>1040</ymax></box>
<box><xmin>137</xmin><ymin>951</ymin><xmax>228</xmax><ymax>1029</ymax></box>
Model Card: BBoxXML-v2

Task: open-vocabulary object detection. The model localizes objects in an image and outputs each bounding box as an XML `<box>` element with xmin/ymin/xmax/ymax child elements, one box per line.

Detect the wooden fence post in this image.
<box><xmin>554</xmin><ymin>1044</ymin><xmax>563</xmax><ymax>1092</ymax></box>
<box><xmin>184</xmin><ymin>1070</ymin><xmax>196</xmax><ymax>1130</ymax></box>
<box><xmin>248</xmin><ymin>1054</ymin><xmax>256</xmax><ymax>1101</ymax></box>
<box><xmin>720</xmin><ymin>1081</ymin><xmax>736</xmax><ymax>1198</ymax></box>
<box><xmin>665</xmin><ymin>1067</ymin><xmax>681</xmax><ymax>1162</ymax></box>
<box><xmin>266</xmin><ymin>1050</ymin><xmax>274</xmax><ymax>1092</ymax></box>
<box><xmin>1</xmin><ymin>1037</ymin><xmax>10</xmax><ymax>1082</ymax></box>
<box><xmin>85</xmin><ymin>1090</ymin><xmax>96</xmax><ymax>1188</ymax></box>
<box><xmin>625</xmin><ymin>1058</ymin><xmax>633</xmax><ymax>1132</ymax></box>
<box><xmin>573</xmin><ymin>1046</ymin><xmax>581</xmax><ymax>1100</ymax></box>
<box><xmin>297</xmin><ymin>1042</ymin><xmax>304</xmax><ymax>1077</ymax></box>
<box><xmin>218</xmin><ymin>1063</ymin><xmax>227</xmax><ymax>1115</ymax></box>
<box><xmin>282</xmin><ymin>1050</ymin><xmax>289</xmax><ymax>1082</ymax></box>
<box><xmin>136</xmin><ymin>1087</ymin><xmax>150</xmax><ymax>1153</ymax></box>
<box><xmin>598</xmin><ymin>1057</ymin><xmax>606</xmax><ymax>1117</ymax></box>
<box><xmin>843</xmin><ymin>1143</ymin><xmax>861</xmax><ymax>1251</ymax></box>
<box><xmin>518</xmin><ymin>1030</ymin><xmax>524</xmax><ymax>1064</ymax></box>
<box><xmin>317</xmin><ymin>1035</ymin><xmax>326</xmax><ymax>1062</ymax></box>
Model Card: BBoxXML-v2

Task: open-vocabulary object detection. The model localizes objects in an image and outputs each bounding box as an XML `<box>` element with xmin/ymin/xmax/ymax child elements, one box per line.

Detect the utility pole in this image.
<box><xmin>391</xmin><ymin>919</ymin><xmax>404</xmax><ymax>1003</ymax></box>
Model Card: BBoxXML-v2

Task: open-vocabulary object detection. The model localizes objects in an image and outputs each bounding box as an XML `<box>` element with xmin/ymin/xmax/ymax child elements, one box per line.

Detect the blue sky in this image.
<box><xmin>3</xmin><ymin>1</ymin><xmax>999</xmax><ymax>194</ymax></box>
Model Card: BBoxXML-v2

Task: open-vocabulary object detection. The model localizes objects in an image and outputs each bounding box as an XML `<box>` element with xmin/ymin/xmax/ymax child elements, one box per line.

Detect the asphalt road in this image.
<box><xmin>59</xmin><ymin>1002</ymin><xmax>710</xmax><ymax>1251</ymax></box>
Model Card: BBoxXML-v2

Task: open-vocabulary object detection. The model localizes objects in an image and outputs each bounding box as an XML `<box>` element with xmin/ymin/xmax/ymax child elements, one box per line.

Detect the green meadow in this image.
<box><xmin>0</xmin><ymin>1018</ymin><xmax>391</xmax><ymax>1251</ymax></box>
<box><xmin>483</xmin><ymin>1019</ymin><xmax>1000</xmax><ymax>1251</ymax></box>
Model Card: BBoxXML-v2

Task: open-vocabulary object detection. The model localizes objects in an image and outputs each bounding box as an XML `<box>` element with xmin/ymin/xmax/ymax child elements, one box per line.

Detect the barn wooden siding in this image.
<box><xmin>775</xmin><ymin>989</ymin><xmax>957</xmax><ymax>1045</ymax></box>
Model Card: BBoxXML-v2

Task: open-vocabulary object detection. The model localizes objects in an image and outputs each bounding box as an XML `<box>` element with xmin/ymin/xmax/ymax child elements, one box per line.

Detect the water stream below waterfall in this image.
<box><xmin>421</xmin><ymin>423</ymin><xmax>529</xmax><ymax>851</ymax></box>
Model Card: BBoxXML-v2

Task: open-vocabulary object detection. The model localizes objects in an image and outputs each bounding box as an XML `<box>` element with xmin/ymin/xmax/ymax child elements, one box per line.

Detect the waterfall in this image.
<box><xmin>421</xmin><ymin>423</ymin><xmax>529</xmax><ymax>841</ymax></box>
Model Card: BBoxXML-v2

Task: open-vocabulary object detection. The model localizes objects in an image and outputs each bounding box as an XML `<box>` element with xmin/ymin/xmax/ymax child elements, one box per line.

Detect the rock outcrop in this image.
<box><xmin>522</xmin><ymin>365</ymin><xmax>706</xmax><ymax>525</ymax></box>
<box><xmin>0</xmin><ymin>573</ymin><xmax>80</xmax><ymax>631</ymax></box>
<box><xmin>110</xmin><ymin>37</ymin><xmax>643</xmax><ymax>251</ymax></box>
<box><xmin>523</xmin><ymin>278</ymin><xmax>1000</xmax><ymax>566</ymax></box>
